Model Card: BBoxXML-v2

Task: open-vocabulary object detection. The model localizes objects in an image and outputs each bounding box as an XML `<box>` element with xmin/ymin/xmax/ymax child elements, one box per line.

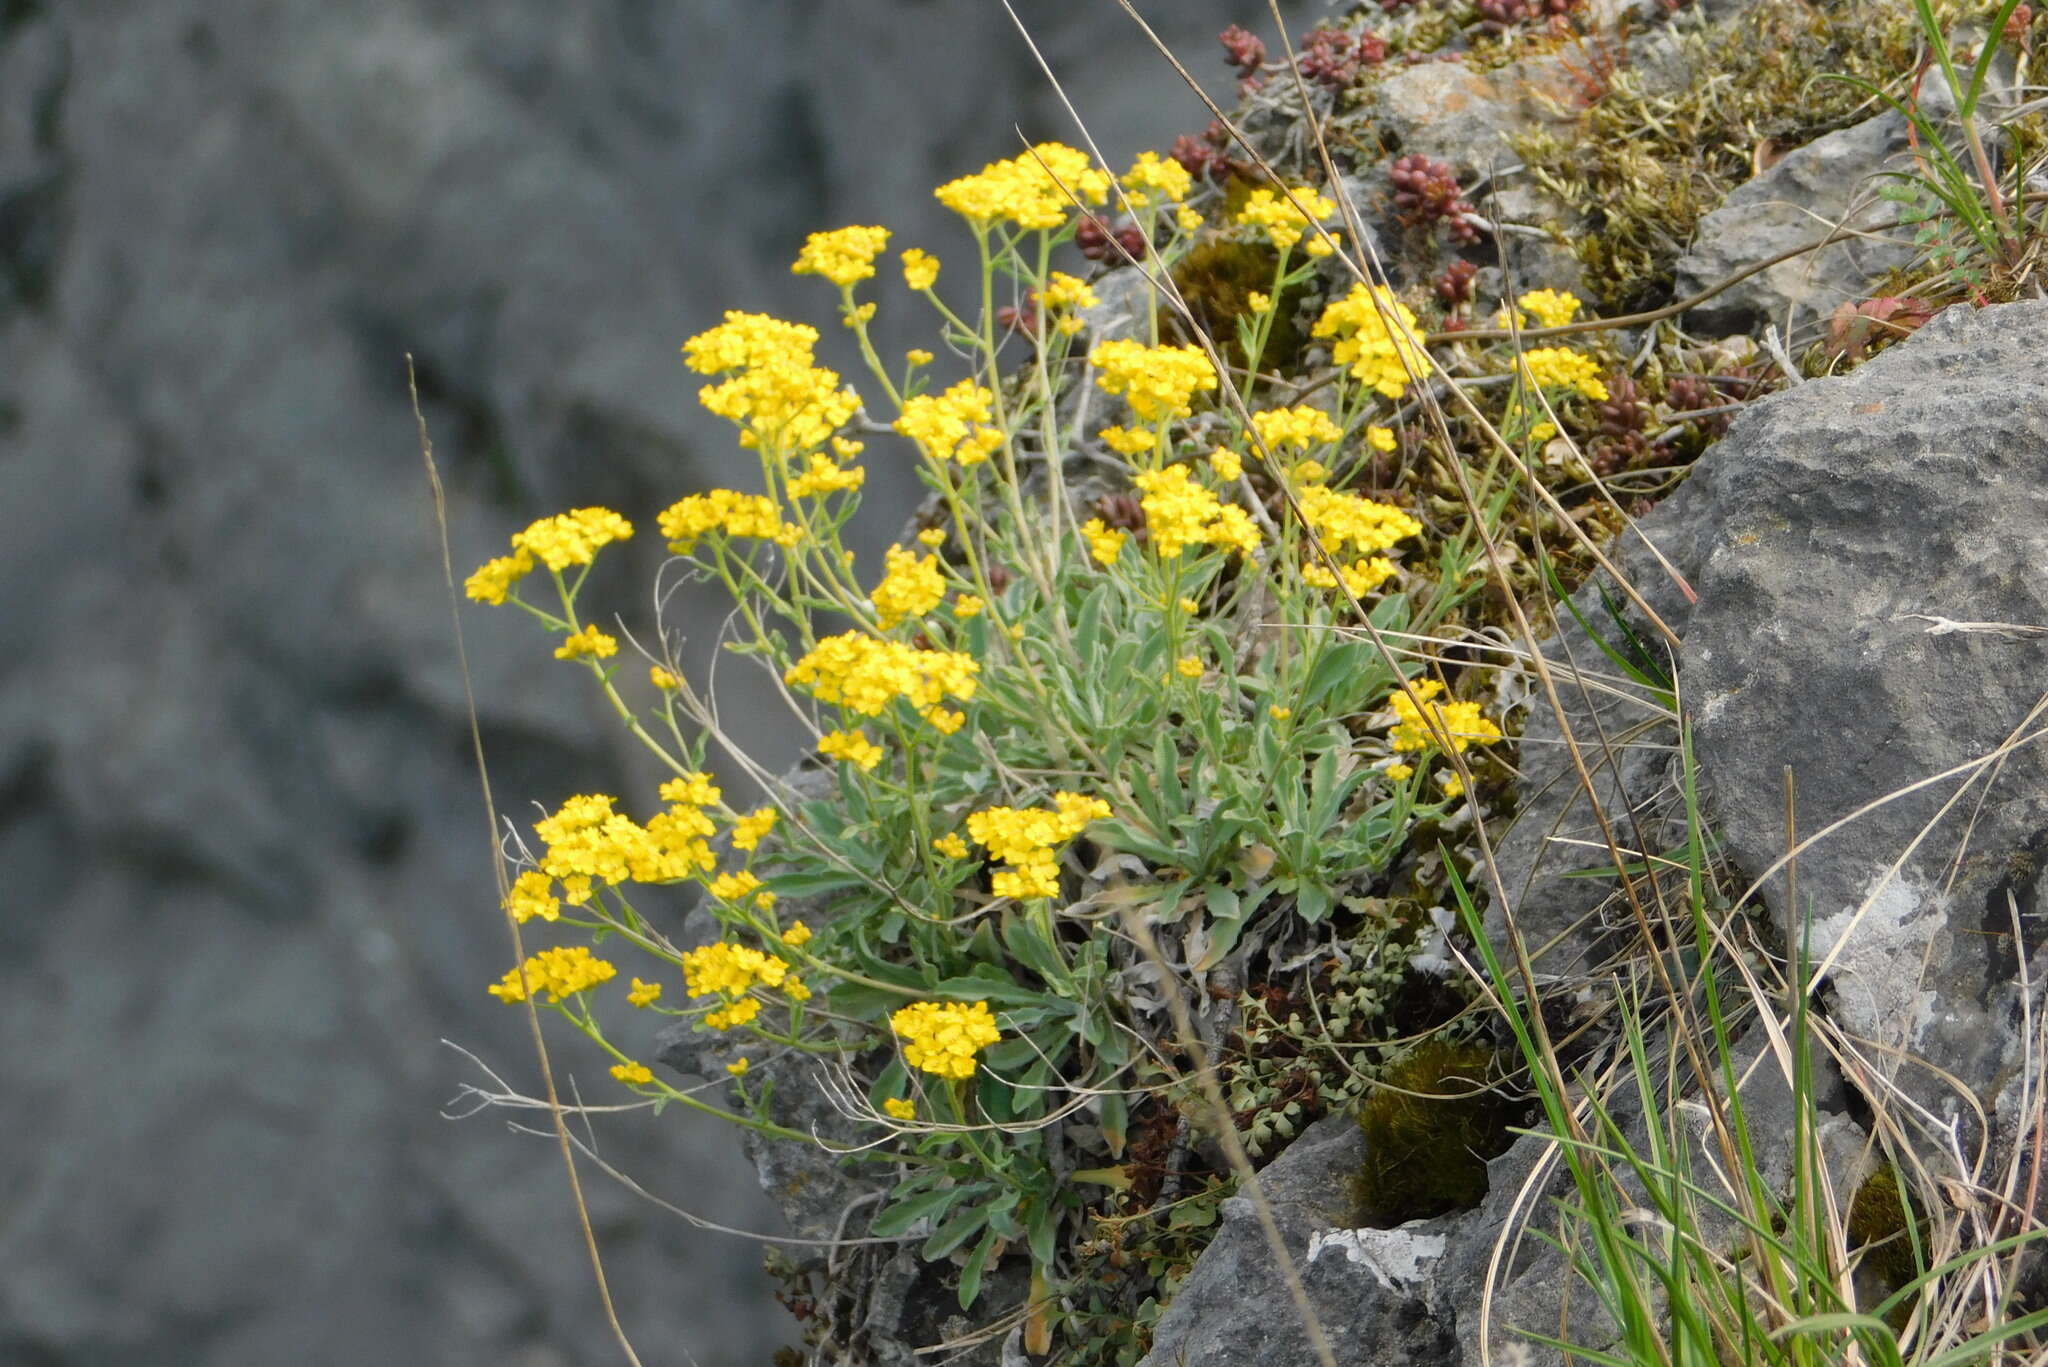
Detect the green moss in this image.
<box><xmin>1848</xmin><ymin>1162</ymin><xmax>1928</xmax><ymax>1294</ymax></box>
<box><xmin>1159</xmin><ymin>237</ymin><xmax>1312</xmax><ymax>375</ymax></box>
<box><xmin>1509</xmin><ymin>0</ymin><xmax>1934</xmax><ymax>312</ymax></box>
<box><xmin>1353</xmin><ymin>1038</ymin><xmax>1526</xmax><ymax>1225</ymax></box>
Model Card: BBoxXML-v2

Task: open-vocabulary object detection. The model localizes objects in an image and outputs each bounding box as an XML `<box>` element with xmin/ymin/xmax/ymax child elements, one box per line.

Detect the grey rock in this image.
<box><xmin>1674</xmin><ymin>110</ymin><xmax>1918</xmax><ymax>337</ymax></box>
<box><xmin>1142</xmin><ymin>1114</ymin><xmax>1458</xmax><ymax>1367</ymax></box>
<box><xmin>0</xmin><ymin>0</ymin><xmax>1322</xmax><ymax>1361</ymax></box>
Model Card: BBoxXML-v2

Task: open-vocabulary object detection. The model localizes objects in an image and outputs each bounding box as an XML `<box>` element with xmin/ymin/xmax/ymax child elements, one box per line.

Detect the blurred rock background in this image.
<box><xmin>0</xmin><ymin>2</ymin><xmax>1308</xmax><ymax>1363</ymax></box>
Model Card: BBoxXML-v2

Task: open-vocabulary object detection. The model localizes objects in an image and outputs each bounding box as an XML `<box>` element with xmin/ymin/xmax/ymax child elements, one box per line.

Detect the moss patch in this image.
<box><xmin>1353</xmin><ymin>1038</ymin><xmax>1527</xmax><ymax>1225</ymax></box>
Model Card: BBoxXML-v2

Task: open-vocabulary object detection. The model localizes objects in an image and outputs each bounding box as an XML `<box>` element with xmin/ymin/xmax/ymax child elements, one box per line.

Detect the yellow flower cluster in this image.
<box><xmin>627</xmin><ymin>978</ymin><xmax>663</xmax><ymax>1007</ymax></box>
<box><xmin>1250</xmin><ymin>405</ymin><xmax>1344</xmax><ymax>453</ymax></box>
<box><xmin>658</xmin><ymin>489</ymin><xmax>800</xmax><ymax>553</ymax></box>
<box><xmin>1081</xmin><ymin>518</ymin><xmax>1128</xmax><ymax>566</ymax></box>
<box><xmin>1098</xmin><ymin>426</ymin><xmax>1159</xmax><ymax>458</ymax></box>
<box><xmin>1089</xmin><ymin>340</ymin><xmax>1218</xmax><ymax>422</ymax></box>
<box><xmin>952</xmin><ymin>594</ymin><xmax>983</xmax><ymax>619</ymax></box>
<box><xmin>683</xmin><ymin>940</ymin><xmax>790</xmax><ymax>996</ymax></box>
<box><xmin>488</xmin><ymin>945</ymin><xmax>618</xmax><ymax>1004</ymax></box>
<box><xmin>1235</xmin><ymin>185</ymin><xmax>1339</xmax><ymax>255</ymax></box>
<box><xmin>934</xmin><ymin>832</ymin><xmax>970</xmax><ymax>859</ymax></box>
<box><xmin>554</xmin><ymin>624</ymin><xmax>617</xmax><ymax>662</ymax></box>
<box><xmin>1501</xmin><ymin>288</ymin><xmax>1582</xmax><ymax>330</ymax></box>
<box><xmin>1313</xmin><ymin>285</ymin><xmax>1429</xmax><ymax>399</ymax></box>
<box><xmin>732</xmin><ymin>806</ymin><xmax>778</xmax><ymax>851</ymax></box>
<box><xmin>792</xmin><ymin>225</ymin><xmax>890</xmax><ymax>288</ymax></box>
<box><xmin>786</xmin><ymin>632</ymin><xmax>979</xmax><ymax>725</ymax></box>
<box><xmin>1296</xmin><ymin>484</ymin><xmax>1423</xmax><ymax>556</ymax></box>
<box><xmin>683</xmin><ymin>312</ymin><xmax>860</xmax><ymax>454</ymax></box>
<box><xmin>891</xmin><ymin>999</ymin><xmax>1004</xmax><ymax>1079</ymax></box>
<box><xmin>1302</xmin><ymin>555</ymin><xmax>1398</xmax><ymax>598</ymax></box>
<box><xmin>710</xmin><ymin>869</ymin><xmax>766</xmax><ymax>904</ymax></box>
<box><xmin>1387</xmin><ymin>679</ymin><xmax>1504</xmax><ymax>754</ymax></box>
<box><xmin>528</xmin><ymin>789</ymin><xmax>719</xmax><ymax>905</ymax></box>
<box><xmin>1133</xmin><ymin>465</ymin><xmax>1260</xmax><ymax>559</ymax></box>
<box><xmin>611</xmin><ymin>1061</ymin><xmax>654</xmax><ymax>1085</ymax></box>
<box><xmin>1041</xmin><ymin>271</ymin><xmax>1098</xmax><ymax>312</ymax></box>
<box><xmin>505</xmin><ymin>869</ymin><xmax>560</xmax><ymax>924</ymax></box>
<box><xmin>787</xmin><ymin>451</ymin><xmax>865</xmax><ymax>498</ymax></box>
<box><xmin>1518</xmin><ymin>347</ymin><xmax>1609</xmax><ymax>401</ymax></box>
<box><xmin>818</xmin><ymin>729</ymin><xmax>885</xmax><ymax>771</ymax></box>
<box><xmin>1209</xmin><ymin>447</ymin><xmax>1243</xmax><ymax>482</ymax></box>
<box><xmin>1121</xmin><ymin>149</ymin><xmax>1194</xmax><ymax>207</ymax></box>
<box><xmin>870</xmin><ymin>546</ymin><xmax>947</xmax><ymax>630</ymax></box>
<box><xmin>466</xmin><ymin>508</ymin><xmax>634</xmax><ymax>604</ymax></box>
<box><xmin>883</xmin><ymin>1096</ymin><xmax>918</xmax><ymax>1121</ymax></box>
<box><xmin>1367</xmin><ymin>426</ymin><xmax>1398</xmax><ymax>453</ymax></box>
<box><xmin>935</xmin><ymin>142</ymin><xmax>1109</xmax><ymax>230</ymax></box>
<box><xmin>967</xmin><ymin>792</ymin><xmax>1111</xmax><ymax>900</ymax></box>
<box><xmin>901</xmin><ymin>249</ymin><xmax>940</xmax><ymax>291</ymax></box>
<box><xmin>895</xmin><ymin>379</ymin><xmax>1005</xmax><ymax>467</ymax></box>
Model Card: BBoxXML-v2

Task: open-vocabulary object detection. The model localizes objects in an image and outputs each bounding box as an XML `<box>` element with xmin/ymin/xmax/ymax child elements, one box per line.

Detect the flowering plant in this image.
<box><xmin>448</xmin><ymin>135</ymin><xmax>1679</xmax><ymax>1358</ymax></box>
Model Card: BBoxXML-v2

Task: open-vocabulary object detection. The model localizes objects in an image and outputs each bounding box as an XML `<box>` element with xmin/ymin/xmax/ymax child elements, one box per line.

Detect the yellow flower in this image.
<box><xmin>489</xmin><ymin>945</ymin><xmax>618</xmax><ymax>1004</ymax></box>
<box><xmin>704</xmin><ymin>997</ymin><xmax>762</xmax><ymax>1031</ymax></box>
<box><xmin>1367</xmin><ymin>425</ymin><xmax>1398</xmax><ymax>453</ymax></box>
<box><xmin>1513</xmin><ymin>288</ymin><xmax>1582</xmax><ymax>330</ymax></box>
<box><xmin>1089</xmin><ymin>340</ymin><xmax>1218</xmax><ymax>422</ymax></box>
<box><xmin>1269</xmin><ymin>705</ymin><xmax>1293</xmax><ymax>721</ymax></box>
<box><xmin>1081</xmin><ymin>517</ymin><xmax>1127</xmax><ymax>566</ymax></box>
<box><xmin>781</xmin><ymin>922</ymin><xmax>814</xmax><ymax>947</ymax></box>
<box><xmin>1099</xmin><ymin>425</ymin><xmax>1159</xmax><ymax>458</ymax></box>
<box><xmin>934</xmin><ymin>832</ymin><xmax>970</xmax><ymax>859</ymax></box>
<box><xmin>754</xmin><ymin>890</ymin><xmax>776</xmax><ymax>912</ymax></box>
<box><xmin>1301</xmin><ymin>555</ymin><xmax>1399</xmax><ymax>597</ymax></box>
<box><xmin>787</xmin><ymin>453</ymin><xmax>866</xmax><ymax>498</ymax></box>
<box><xmin>555</xmin><ymin>625</ymin><xmax>618</xmax><ymax>662</ymax></box>
<box><xmin>650</xmin><ymin>666</ymin><xmax>681</xmax><ymax>691</ymax></box>
<box><xmin>785</xmin><ymin>632</ymin><xmax>979</xmax><ymax>716</ymax></box>
<box><xmin>1234</xmin><ymin>185</ymin><xmax>1336</xmax><ymax>253</ymax></box>
<box><xmin>1133</xmin><ymin>465</ymin><xmax>1260</xmax><ymax>558</ymax></box>
<box><xmin>818</xmin><ymin>729</ymin><xmax>885</xmax><ymax>771</ymax></box>
<box><xmin>841</xmin><ymin>301</ymin><xmax>876</xmax><ymax>327</ymax></box>
<box><xmin>611</xmin><ymin>1061</ymin><xmax>654</xmax><ymax>1085</ymax></box>
<box><xmin>659</xmin><ymin>489</ymin><xmax>800</xmax><ymax>552</ymax></box>
<box><xmin>1040</xmin><ymin>271</ymin><xmax>1098</xmax><ymax>312</ymax></box>
<box><xmin>883</xmin><ymin>1096</ymin><xmax>918</xmax><ymax>1121</ymax></box>
<box><xmin>1439</xmin><ymin>771</ymin><xmax>1467</xmax><ymax>799</ymax></box>
<box><xmin>1304</xmin><ymin>230</ymin><xmax>1341</xmax><ymax>259</ymax></box>
<box><xmin>1176</xmin><ymin>655</ymin><xmax>1204</xmax><ymax>679</ymax></box>
<box><xmin>1312</xmin><ymin>284</ymin><xmax>1428</xmax><ymax>400</ymax></box>
<box><xmin>906</xmin><ymin>348</ymin><xmax>934</xmax><ymax>366</ymax></box>
<box><xmin>783</xmin><ymin>976</ymin><xmax>812</xmax><ymax>1003</ymax></box>
<box><xmin>1385</xmin><ymin>762</ymin><xmax>1415</xmax><ymax>781</ymax></box>
<box><xmin>682</xmin><ymin>313</ymin><xmax>860</xmax><ymax>454</ymax></box>
<box><xmin>1209</xmin><ymin>447</ymin><xmax>1243</xmax><ymax>482</ymax></box>
<box><xmin>660</xmin><ymin>772</ymin><xmax>722</xmax><ymax>807</ymax></box>
<box><xmin>952</xmin><ymin>594</ymin><xmax>983</xmax><ymax>619</ymax></box>
<box><xmin>1121</xmin><ymin>149</ymin><xmax>1193</xmax><ymax>206</ymax></box>
<box><xmin>1293</xmin><ymin>459</ymin><xmax>1328</xmax><ymax>485</ymax></box>
<box><xmin>935</xmin><ymin>143</ymin><xmax>1109</xmax><ymax>230</ymax></box>
<box><xmin>1177</xmin><ymin>597</ymin><xmax>1200</xmax><ymax>615</ymax></box>
<box><xmin>511</xmin><ymin>508</ymin><xmax>634</xmax><ymax>572</ymax></box>
<box><xmin>726</xmin><ymin>1057</ymin><xmax>751</xmax><ymax>1077</ymax></box>
<box><xmin>627</xmin><ymin>978</ymin><xmax>663</xmax><ymax>1008</ymax></box>
<box><xmin>966</xmin><ymin>793</ymin><xmax>1108</xmax><ymax>901</ymax></box>
<box><xmin>871</xmin><ymin>546</ymin><xmax>947</xmax><ymax>630</ymax></box>
<box><xmin>710</xmin><ymin>870</ymin><xmax>763</xmax><ymax>903</ymax></box>
<box><xmin>901</xmin><ymin>248</ymin><xmax>941</xmax><ymax>291</ymax></box>
<box><xmin>1246</xmin><ymin>291</ymin><xmax>1272</xmax><ymax>314</ymax></box>
<box><xmin>504</xmin><ymin>870</ymin><xmax>560</xmax><ymax>924</ymax></box>
<box><xmin>792</xmin><ymin>225</ymin><xmax>891</xmax><ymax>287</ymax></box>
<box><xmin>732</xmin><ymin>806</ymin><xmax>779</xmax><ymax>851</ymax></box>
<box><xmin>1386</xmin><ymin>678</ymin><xmax>1504</xmax><ymax>754</ymax></box>
<box><xmin>1518</xmin><ymin>347</ymin><xmax>1608</xmax><ymax>401</ymax></box>
<box><xmin>1175</xmin><ymin>204</ymin><xmax>1203</xmax><ymax>233</ymax></box>
<box><xmin>1251</xmin><ymin>405</ymin><xmax>1343</xmax><ymax>453</ymax></box>
<box><xmin>891</xmin><ymin>1000</ymin><xmax>1003</xmax><ymax>1079</ymax></box>
<box><xmin>464</xmin><ymin>548</ymin><xmax>535</xmax><ymax>605</ymax></box>
<box><xmin>1296</xmin><ymin>485</ymin><xmax>1422</xmax><ymax>556</ymax></box>
<box><xmin>895</xmin><ymin>379</ymin><xmax>1004</xmax><ymax>466</ymax></box>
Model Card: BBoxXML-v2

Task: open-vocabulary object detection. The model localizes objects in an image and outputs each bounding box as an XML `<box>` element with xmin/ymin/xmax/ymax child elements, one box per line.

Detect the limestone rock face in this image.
<box><xmin>0</xmin><ymin>1</ymin><xmax>1296</xmax><ymax>1361</ymax></box>
<box><xmin>1503</xmin><ymin>299</ymin><xmax>2048</xmax><ymax>1126</ymax></box>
